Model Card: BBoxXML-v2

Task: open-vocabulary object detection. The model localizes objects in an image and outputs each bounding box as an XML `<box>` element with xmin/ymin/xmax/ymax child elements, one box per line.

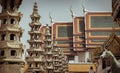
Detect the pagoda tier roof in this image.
<box><xmin>26</xmin><ymin>57</ymin><xmax>44</xmax><ymax>62</ymax></box>
<box><xmin>53</xmin><ymin>59</ymin><xmax>59</xmax><ymax>62</ymax></box>
<box><xmin>26</xmin><ymin>68</ymin><xmax>44</xmax><ymax>72</ymax></box>
<box><xmin>28</xmin><ymin>31</ymin><xmax>41</xmax><ymax>34</ymax></box>
<box><xmin>0</xmin><ymin>58</ymin><xmax>24</xmax><ymax>63</ymax></box>
<box><xmin>0</xmin><ymin>41</ymin><xmax>24</xmax><ymax>49</ymax></box>
<box><xmin>27</xmin><ymin>48</ymin><xmax>44</xmax><ymax>52</ymax></box>
<box><xmin>44</xmin><ymin>39</ymin><xmax>52</xmax><ymax>42</ymax></box>
<box><xmin>44</xmin><ymin>46</ymin><xmax>52</xmax><ymax>49</ymax></box>
<box><xmin>53</xmin><ymin>54</ymin><xmax>59</xmax><ymax>57</ymax></box>
<box><xmin>46</xmin><ymin>66</ymin><xmax>54</xmax><ymax>70</ymax></box>
<box><xmin>46</xmin><ymin>59</ymin><xmax>53</xmax><ymax>62</ymax></box>
<box><xmin>0</xmin><ymin>24</ymin><xmax>24</xmax><ymax>32</ymax></box>
<box><xmin>29</xmin><ymin>22</ymin><xmax>41</xmax><ymax>27</ymax></box>
<box><xmin>45</xmin><ymin>52</ymin><xmax>53</xmax><ymax>55</ymax></box>
<box><xmin>28</xmin><ymin>40</ymin><xmax>44</xmax><ymax>44</ymax></box>
<box><xmin>53</xmin><ymin>64</ymin><xmax>61</xmax><ymax>67</ymax></box>
<box><xmin>53</xmin><ymin>70</ymin><xmax>61</xmax><ymax>72</ymax></box>
<box><xmin>0</xmin><ymin>11</ymin><xmax>22</xmax><ymax>20</ymax></box>
<box><xmin>53</xmin><ymin>49</ymin><xmax>59</xmax><ymax>52</ymax></box>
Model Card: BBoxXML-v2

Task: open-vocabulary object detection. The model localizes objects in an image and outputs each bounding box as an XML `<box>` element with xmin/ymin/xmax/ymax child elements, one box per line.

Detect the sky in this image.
<box><xmin>0</xmin><ymin>0</ymin><xmax>112</xmax><ymax>50</ymax></box>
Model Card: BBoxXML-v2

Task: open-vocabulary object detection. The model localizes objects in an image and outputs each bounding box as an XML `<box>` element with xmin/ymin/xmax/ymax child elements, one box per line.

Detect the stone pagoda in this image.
<box><xmin>52</xmin><ymin>41</ymin><xmax>61</xmax><ymax>73</ymax></box>
<box><xmin>44</xmin><ymin>24</ymin><xmax>54</xmax><ymax>73</ymax></box>
<box><xmin>60</xmin><ymin>51</ymin><xmax>69</xmax><ymax>73</ymax></box>
<box><xmin>26</xmin><ymin>2</ymin><xmax>45</xmax><ymax>73</ymax></box>
<box><xmin>0</xmin><ymin>0</ymin><xmax>25</xmax><ymax>73</ymax></box>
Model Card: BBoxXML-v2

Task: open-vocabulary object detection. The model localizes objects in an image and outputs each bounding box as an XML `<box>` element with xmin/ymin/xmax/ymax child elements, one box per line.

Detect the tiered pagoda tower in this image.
<box><xmin>0</xmin><ymin>0</ymin><xmax>25</xmax><ymax>73</ymax></box>
<box><xmin>58</xmin><ymin>48</ymin><xmax>69</xmax><ymax>73</ymax></box>
<box><xmin>52</xmin><ymin>42</ymin><xmax>61</xmax><ymax>73</ymax></box>
<box><xmin>60</xmin><ymin>52</ymin><xmax>69</xmax><ymax>73</ymax></box>
<box><xmin>26</xmin><ymin>2</ymin><xmax>45</xmax><ymax>73</ymax></box>
<box><xmin>44</xmin><ymin>24</ymin><xmax>53</xmax><ymax>73</ymax></box>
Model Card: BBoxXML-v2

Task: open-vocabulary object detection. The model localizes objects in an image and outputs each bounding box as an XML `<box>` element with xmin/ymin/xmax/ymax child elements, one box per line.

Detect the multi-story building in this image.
<box><xmin>45</xmin><ymin>12</ymin><xmax>120</xmax><ymax>73</ymax></box>
<box><xmin>85</xmin><ymin>12</ymin><xmax>120</xmax><ymax>60</ymax></box>
<box><xmin>0</xmin><ymin>0</ymin><xmax>25</xmax><ymax>73</ymax></box>
<box><xmin>51</xmin><ymin>12</ymin><xmax>120</xmax><ymax>62</ymax></box>
<box><xmin>25</xmin><ymin>2</ymin><xmax>45</xmax><ymax>73</ymax></box>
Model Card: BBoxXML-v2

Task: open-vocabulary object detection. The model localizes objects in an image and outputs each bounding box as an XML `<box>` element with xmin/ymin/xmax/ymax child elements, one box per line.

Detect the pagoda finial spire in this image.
<box><xmin>31</xmin><ymin>2</ymin><xmax>40</xmax><ymax>18</ymax></box>
<box><xmin>49</xmin><ymin>12</ymin><xmax>53</xmax><ymax>24</ymax></box>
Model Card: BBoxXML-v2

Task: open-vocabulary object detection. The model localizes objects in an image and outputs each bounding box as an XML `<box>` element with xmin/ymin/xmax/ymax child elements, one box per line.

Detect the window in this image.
<box><xmin>11</xmin><ymin>19</ymin><xmax>15</xmax><ymax>24</ymax></box>
<box><xmin>30</xmin><ymin>53</ymin><xmax>33</xmax><ymax>56</ymax></box>
<box><xmin>1</xmin><ymin>34</ymin><xmax>6</xmax><ymax>41</ymax></box>
<box><xmin>29</xmin><ymin>63</ymin><xmax>32</xmax><ymax>67</ymax></box>
<box><xmin>0</xmin><ymin>50</ymin><xmax>4</xmax><ymax>56</ymax></box>
<box><xmin>10</xmin><ymin>34</ymin><xmax>15</xmax><ymax>40</ymax></box>
<box><xmin>35</xmin><ymin>63</ymin><xmax>39</xmax><ymax>67</ymax></box>
<box><xmin>36</xmin><ymin>53</ymin><xmax>39</xmax><ymax>56</ymax></box>
<box><xmin>3</xmin><ymin>19</ymin><xmax>7</xmax><ymax>24</ymax></box>
<box><xmin>11</xmin><ymin>50</ymin><xmax>16</xmax><ymax>56</ymax></box>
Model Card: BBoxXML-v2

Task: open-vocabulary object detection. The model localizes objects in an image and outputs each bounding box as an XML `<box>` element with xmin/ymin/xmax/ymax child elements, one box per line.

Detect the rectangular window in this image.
<box><xmin>79</xmin><ymin>21</ymin><xmax>85</xmax><ymax>32</ymax></box>
<box><xmin>58</xmin><ymin>26</ymin><xmax>73</xmax><ymax>37</ymax></box>
<box><xmin>91</xmin><ymin>16</ymin><xmax>118</xmax><ymax>28</ymax></box>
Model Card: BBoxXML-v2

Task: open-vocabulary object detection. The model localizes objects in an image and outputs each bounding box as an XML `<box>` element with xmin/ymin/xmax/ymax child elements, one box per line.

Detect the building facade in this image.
<box><xmin>0</xmin><ymin>0</ymin><xmax>25</xmax><ymax>73</ymax></box>
<box><xmin>51</xmin><ymin>12</ymin><xmax>120</xmax><ymax>63</ymax></box>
